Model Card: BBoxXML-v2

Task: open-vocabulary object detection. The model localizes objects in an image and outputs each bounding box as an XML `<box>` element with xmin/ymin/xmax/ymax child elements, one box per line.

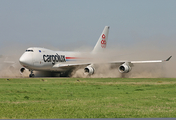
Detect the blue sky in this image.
<box><xmin>0</xmin><ymin>0</ymin><xmax>176</xmax><ymax>53</ymax></box>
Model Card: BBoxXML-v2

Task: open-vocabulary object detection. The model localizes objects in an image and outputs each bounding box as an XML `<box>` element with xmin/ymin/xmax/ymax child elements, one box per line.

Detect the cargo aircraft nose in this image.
<box><xmin>19</xmin><ymin>53</ymin><xmax>33</xmax><ymax>67</ymax></box>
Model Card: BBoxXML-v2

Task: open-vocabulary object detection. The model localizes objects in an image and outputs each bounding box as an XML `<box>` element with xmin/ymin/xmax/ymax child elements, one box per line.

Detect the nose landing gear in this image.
<box><xmin>29</xmin><ymin>70</ymin><xmax>35</xmax><ymax>78</ymax></box>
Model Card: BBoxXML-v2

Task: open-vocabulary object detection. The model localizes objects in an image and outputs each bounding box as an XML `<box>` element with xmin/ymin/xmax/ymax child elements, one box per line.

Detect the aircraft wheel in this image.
<box><xmin>29</xmin><ymin>74</ymin><xmax>35</xmax><ymax>78</ymax></box>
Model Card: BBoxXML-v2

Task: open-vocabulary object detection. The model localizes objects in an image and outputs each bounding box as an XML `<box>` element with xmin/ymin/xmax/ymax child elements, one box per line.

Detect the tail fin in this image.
<box><xmin>92</xmin><ymin>26</ymin><xmax>110</xmax><ymax>53</ymax></box>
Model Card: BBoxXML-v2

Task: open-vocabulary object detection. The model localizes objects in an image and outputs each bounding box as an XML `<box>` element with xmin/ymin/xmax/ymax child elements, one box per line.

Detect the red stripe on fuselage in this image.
<box><xmin>66</xmin><ymin>57</ymin><xmax>80</xmax><ymax>59</ymax></box>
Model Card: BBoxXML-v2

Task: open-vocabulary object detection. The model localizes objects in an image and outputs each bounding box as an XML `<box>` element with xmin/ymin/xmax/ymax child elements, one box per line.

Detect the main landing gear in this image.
<box><xmin>29</xmin><ymin>70</ymin><xmax>35</xmax><ymax>78</ymax></box>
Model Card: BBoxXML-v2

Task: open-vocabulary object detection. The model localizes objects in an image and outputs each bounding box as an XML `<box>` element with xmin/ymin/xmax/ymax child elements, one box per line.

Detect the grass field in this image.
<box><xmin>0</xmin><ymin>77</ymin><xmax>176</xmax><ymax>118</ymax></box>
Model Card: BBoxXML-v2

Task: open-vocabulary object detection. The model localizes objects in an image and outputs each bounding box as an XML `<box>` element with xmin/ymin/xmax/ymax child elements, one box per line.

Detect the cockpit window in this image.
<box><xmin>26</xmin><ymin>50</ymin><xmax>34</xmax><ymax>52</ymax></box>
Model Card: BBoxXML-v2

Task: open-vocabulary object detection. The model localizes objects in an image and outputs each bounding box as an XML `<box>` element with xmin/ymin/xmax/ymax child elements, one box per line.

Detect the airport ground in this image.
<box><xmin>0</xmin><ymin>77</ymin><xmax>176</xmax><ymax>118</ymax></box>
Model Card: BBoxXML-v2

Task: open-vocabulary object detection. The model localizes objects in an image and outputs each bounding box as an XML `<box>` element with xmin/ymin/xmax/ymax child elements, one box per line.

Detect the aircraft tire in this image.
<box><xmin>29</xmin><ymin>74</ymin><xmax>35</xmax><ymax>78</ymax></box>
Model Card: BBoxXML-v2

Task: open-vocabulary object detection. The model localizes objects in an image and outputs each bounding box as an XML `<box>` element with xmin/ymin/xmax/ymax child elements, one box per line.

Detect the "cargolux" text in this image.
<box><xmin>43</xmin><ymin>53</ymin><xmax>66</xmax><ymax>62</ymax></box>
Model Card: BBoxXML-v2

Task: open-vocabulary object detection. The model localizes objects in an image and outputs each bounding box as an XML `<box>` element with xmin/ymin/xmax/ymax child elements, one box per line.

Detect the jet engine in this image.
<box><xmin>118</xmin><ymin>63</ymin><xmax>131</xmax><ymax>73</ymax></box>
<box><xmin>84</xmin><ymin>65</ymin><xmax>95</xmax><ymax>75</ymax></box>
<box><xmin>20</xmin><ymin>67</ymin><xmax>25</xmax><ymax>74</ymax></box>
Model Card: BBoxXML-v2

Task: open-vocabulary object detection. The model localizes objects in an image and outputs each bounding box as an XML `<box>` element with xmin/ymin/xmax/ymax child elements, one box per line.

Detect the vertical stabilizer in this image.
<box><xmin>92</xmin><ymin>26</ymin><xmax>110</xmax><ymax>53</ymax></box>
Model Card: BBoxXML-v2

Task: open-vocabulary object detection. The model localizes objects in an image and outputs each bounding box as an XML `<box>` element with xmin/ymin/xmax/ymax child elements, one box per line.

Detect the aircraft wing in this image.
<box><xmin>110</xmin><ymin>56</ymin><xmax>172</xmax><ymax>64</ymax></box>
<box><xmin>53</xmin><ymin>56</ymin><xmax>172</xmax><ymax>69</ymax></box>
<box><xmin>51</xmin><ymin>56</ymin><xmax>172</xmax><ymax>75</ymax></box>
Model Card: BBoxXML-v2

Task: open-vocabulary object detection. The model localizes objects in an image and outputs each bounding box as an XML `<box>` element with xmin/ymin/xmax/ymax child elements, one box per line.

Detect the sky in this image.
<box><xmin>0</xmin><ymin>0</ymin><xmax>175</xmax><ymax>77</ymax></box>
<box><xmin>0</xmin><ymin>0</ymin><xmax>175</xmax><ymax>51</ymax></box>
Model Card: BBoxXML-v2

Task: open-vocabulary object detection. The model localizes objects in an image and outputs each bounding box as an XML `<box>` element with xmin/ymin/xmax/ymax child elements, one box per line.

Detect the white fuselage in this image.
<box><xmin>19</xmin><ymin>47</ymin><xmax>88</xmax><ymax>72</ymax></box>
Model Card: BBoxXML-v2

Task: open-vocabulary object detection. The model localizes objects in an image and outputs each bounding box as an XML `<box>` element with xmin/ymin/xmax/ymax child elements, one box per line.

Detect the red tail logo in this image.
<box><xmin>101</xmin><ymin>34</ymin><xmax>106</xmax><ymax>48</ymax></box>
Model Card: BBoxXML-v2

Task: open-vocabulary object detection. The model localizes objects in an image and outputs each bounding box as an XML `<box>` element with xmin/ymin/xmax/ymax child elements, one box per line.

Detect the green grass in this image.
<box><xmin>0</xmin><ymin>78</ymin><xmax>176</xmax><ymax>118</ymax></box>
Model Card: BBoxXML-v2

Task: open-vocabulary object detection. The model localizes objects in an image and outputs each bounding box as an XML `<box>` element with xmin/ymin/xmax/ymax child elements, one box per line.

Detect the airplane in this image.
<box><xmin>19</xmin><ymin>26</ymin><xmax>172</xmax><ymax>77</ymax></box>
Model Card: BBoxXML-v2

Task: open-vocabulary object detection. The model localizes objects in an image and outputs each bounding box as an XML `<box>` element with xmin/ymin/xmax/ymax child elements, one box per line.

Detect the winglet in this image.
<box><xmin>165</xmin><ymin>56</ymin><xmax>172</xmax><ymax>61</ymax></box>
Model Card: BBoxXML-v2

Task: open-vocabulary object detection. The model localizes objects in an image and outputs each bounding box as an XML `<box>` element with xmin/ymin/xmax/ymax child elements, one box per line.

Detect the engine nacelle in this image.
<box><xmin>118</xmin><ymin>63</ymin><xmax>132</xmax><ymax>73</ymax></box>
<box><xmin>20</xmin><ymin>67</ymin><xmax>25</xmax><ymax>74</ymax></box>
<box><xmin>84</xmin><ymin>65</ymin><xmax>95</xmax><ymax>75</ymax></box>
